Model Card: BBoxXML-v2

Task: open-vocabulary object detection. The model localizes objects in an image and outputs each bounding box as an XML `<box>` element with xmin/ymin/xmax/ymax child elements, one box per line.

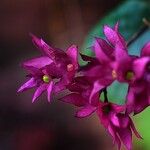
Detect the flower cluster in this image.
<box><xmin>18</xmin><ymin>22</ymin><xmax>150</xmax><ymax>150</ymax></box>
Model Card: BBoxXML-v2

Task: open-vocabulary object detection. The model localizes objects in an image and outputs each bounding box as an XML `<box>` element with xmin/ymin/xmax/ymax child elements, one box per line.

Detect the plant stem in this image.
<box><xmin>127</xmin><ymin>18</ymin><xmax>150</xmax><ymax>46</ymax></box>
<box><xmin>103</xmin><ymin>88</ymin><xmax>108</xmax><ymax>103</ymax></box>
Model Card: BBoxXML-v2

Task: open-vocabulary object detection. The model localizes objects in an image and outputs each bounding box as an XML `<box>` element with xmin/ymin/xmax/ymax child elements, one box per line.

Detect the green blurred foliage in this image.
<box><xmin>82</xmin><ymin>0</ymin><xmax>150</xmax><ymax>149</ymax></box>
<box><xmin>82</xmin><ymin>0</ymin><xmax>150</xmax><ymax>55</ymax></box>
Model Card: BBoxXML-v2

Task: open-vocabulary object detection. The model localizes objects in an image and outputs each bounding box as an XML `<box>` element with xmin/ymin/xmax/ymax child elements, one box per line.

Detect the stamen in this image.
<box><xmin>42</xmin><ymin>75</ymin><xmax>51</xmax><ymax>83</ymax></box>
<box><xmin>126</xmin><ymin>71</ymin><xmax>134</xmax><ymax>80</ymax></box>
<box><xmin>67</xmin><ymin>64</ymin><xmax>74</xmax><ymax>72</ymax></box>
<box><xmin>112</xmin><ymin>70</ymin><xmax>117</xmax><ymax>79</ymax></box>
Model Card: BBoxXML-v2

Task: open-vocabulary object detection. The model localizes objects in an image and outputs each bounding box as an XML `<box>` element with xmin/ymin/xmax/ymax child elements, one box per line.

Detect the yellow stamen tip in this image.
<box><xmin>126</xmin><ymin>71</ymin><xmax>134</xmax><ymax>80</ymax></box>
<box><xmin>43</xmin><ymin>75</ymin><xmax>50</xmax><ymax>83</ymax></box>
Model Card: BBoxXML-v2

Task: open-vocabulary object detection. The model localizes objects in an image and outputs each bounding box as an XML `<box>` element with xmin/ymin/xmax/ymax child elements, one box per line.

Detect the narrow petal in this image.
<box><xmin>32</xmin><ymin>83</ymin><xmax>47</xmax><ymax>102</ymax></box>
<box><xmin>126</xmin><ymin>87</ymin><xmax>135</xmax><ymax>114</ymax></box>
<box><xmin>117</xmin><ymin>114</ymin><xmax>130</xmax><ymax>128</ymax></box>
<box><xmin>23</xmin><ymin>56</ymin><xmax>53</xmax><ymax>69</ymax></box>
<box><xmin>93</xmin><ymin>37</ymin><xmax>113</xmax><ymax>63</ymax></box>
<box><xmin>127</xmin><ymin>84</ymin><xmax>149</xmax><ymax>115</ymax></box>
<box><xmin>53</xmin><ymin>79</ymin><xmax>66</xmax><ymax>93</ymax></box>
<box><xmin>89</xmin><ymin>80</ymin><xmax>104</xmax><ymax>104</ymax></box>
<box><xmin>110</xmin><ymin>113</ymin><xmax>120</xmax><ymax>127</ymax></box>
<box><xmin>115</xmin><ymin>44</ymin><xmax>129</xmax><ymax>62</ymax></box>
<box><xmin>108</xmin><ymin>125</ymin><xmax>121</xmax><ymax>150</ymax></box>
<box><xmin>133</xmin><ymin>92</ymin><xmax>149</xmax><ymax>115</ymax></box>
<box><xmin>114</xmin><ymin>45</ymin><xmax>132</xmax><ymax>82</ymax></box>
<box><xmin>97</xmin><ymin>103</ymin><xmax>111</xmax><ymax>128</ymax></box>
<box><xmin>82</xmin><ymin>64</ymin><xmax>113</xmax><ymax>86</ymax></box>
<box><xmin>75</xmin><ymin>105</ymin><xmax>97</xmax><ymax>118</ymax></box>
<box><xmin>114</xmin><ymin>22</ymin><xmax>126</xmax><ymax>48</ymax></box>
<box><xmin>130</xmin><ymin>118</ymin><xmax>142</xmax><ymax>139</ymax></box>
<box><xmin>47</xmin><ymin>81</ymin><xmax>53</xmax><ymax>102</ymax></box>
<box><xmin>141</xmin><ymin>42</ymin><xmax>150</xmax><ymax>56</ymax></box>
<box><xmin>67</xmin><ymin>83</ymin><xmax>83</xmax><ymax>93</ymax></box>
<box><xmin>30</xmin><ymin>34</ymin><xmax>56</xmax><ymax>60</ymax></box>
<box><xmin>114</xmin><ymin>21</ymin><xmax>119</xmax><ymax>31</ymax></box>
<box><xmin>117</xmin><ymin>128</ymin><xmax>132</xmax><ymax>150</ymax></box>
<box><xmin>133</xmin><ymin>57</ymin><xmax>150</xmax><ymax>79</ymax></box>
<box><xmin>103</xmin><ymin>24</ymin><xmax>126</xmax><ymax>49</ymax></box>
<box><xmin>18</xmin><ymin>77</ymin><xmax>37</xmax><ymax>92</ymax></box>
<box><xmin>22</xmin><ymin>66</ymin><xmax>42</xmax><ymax>75</ymax></box>
<box><xmin>60</xmin><ymin>93</ymin><xmax>86</xmax><ymax>107</ymax></box>
<box><xmin>66</xmin><ymin>45</ymin><xmax>78</xmax><ymax>69</ymax></box>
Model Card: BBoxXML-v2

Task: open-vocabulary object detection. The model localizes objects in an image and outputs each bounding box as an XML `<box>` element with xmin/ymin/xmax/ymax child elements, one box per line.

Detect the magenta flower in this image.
<box><xmin>97</xmin><ymin>101</ymin><xmax>142</xmax><ymax>150</ymax></box>
<box><xmin>103</xmin><ymin>22</ymin><xmax>127</xmax><ymax>49</ymax></box>
<box><xmin>18</xmin><ymin>61</ymin><xmax>54</xmax><ymax>102</ymax></box>
<box><xmin>60</xmin><ymin>76</ymin><xmax>103</xmax><ymax>117</ymax></box>
<box><xmin>126</xmin><ymin>42</ymin><xmax>150</xmax><ymax>114</ymax></box>
<box><xmin>17</xmin><ymin>21</ymin><xmax>150</xmax><ymax>150</ymax></box>
<box><xmin>100</xmin><ymin>23</ymin><xmax>138</xmax><ymax>84</ymax></box>
<box><xmin>18</xmin><ymin>35</ymin><xmax>78</xmax><ymax>102</ymax></box>
<box><xmin>31</xmin><ymin>34</ymin><xmax>79</xmax><ymax>85</ymax></box>
<box><xmin>81</xmin><ymin>23</ymin><xmax>135</xmax><ymax>88</ymax></box>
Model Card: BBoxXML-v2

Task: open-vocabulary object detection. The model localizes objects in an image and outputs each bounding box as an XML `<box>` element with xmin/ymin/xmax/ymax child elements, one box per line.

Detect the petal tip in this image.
<box><xmin>17</xmin><ymin>88</ymin><xmax>22</xmax><ymax>93</ymax></box>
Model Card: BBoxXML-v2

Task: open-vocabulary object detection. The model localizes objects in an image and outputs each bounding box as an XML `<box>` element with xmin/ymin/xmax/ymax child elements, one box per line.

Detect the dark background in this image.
<box><xmin>0</xmin><ymin>0</ymin><xmax>123</xmax><ymax>150</ymax></box>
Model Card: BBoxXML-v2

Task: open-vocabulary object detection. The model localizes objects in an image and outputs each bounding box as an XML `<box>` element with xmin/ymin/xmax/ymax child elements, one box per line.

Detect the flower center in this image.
<box><xmin>42</xmin><ymin>75</ymin><xmax>51</xmax><ymax>83</ymax></box>
<box><xmin>102</xmin><ymin>105</ymin><xmax>111</xmax><ymax>114</ymax></box>
<box><xmin>112</xmin><ymin>70</ymin><xmax>117</xmax><ymax>79</ymax></box>
<box><xmin>67</xmin><ymin>64</ymin><xmax>74</xmax><ymax>72</ymax></box>
<box><xmin>126</xmin><ymin>71</ymin><xmax>134</xmax><ymax>80</ymax></box>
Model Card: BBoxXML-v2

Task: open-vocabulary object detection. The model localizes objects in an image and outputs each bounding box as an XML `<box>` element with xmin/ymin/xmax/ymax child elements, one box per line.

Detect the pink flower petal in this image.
<box><xmin>110</xmin><ymin>113</ymin><xmax>120</xmax><ymax>127</ymax></box>
<box><xmin>126</xmin><ymin>87</ymin><xmax>135</xmax><ymax>114</ymax></box>
<box><xmin>30</xmin><ymin>34</ymin><xmax>56</xmax><ymax>60</ymax></box>
<box><xmin>141</xmin><ymin>42</ymin><xmax>150</xmax><ymax>56</ymax></box>
<box><xmin>47</xmin><ymin>81</ymin><xmax>53</xmax><ymax>102</ymax></box>
<box><xmin>108</xmin><ymin>125</ymin><xmax>121</xmax><ymax>150</ymax></box>
<box><xmin>103</xmin><ymin>24</ymin><xmax>126</xmax><ymax>49</ymax></box>
<box><xmin>130</xmin><ymin>117</ymin><xmax>142</xmax><ymax>139</ymax></box>
<box><xmin>89</xmin><ymin>80</ymin><xmax>104</xmax><ymax>104</ymax></box>
<box><xmin>133</xmin><ymin>57</ymin><xmax>150</xmax><ymax>79</ymax></box>
<box><xmin>93</xmin><ymin>37</ymin><xmax>113</xmax><ymax>63</ymax></box>
<box><xmin>75</xmin><ymin>105</ymin><xmax>97</xmax><ymax>118</ymax></box>
<box><xmin>117</xmin><ymin>128</ymin><xmax>132</xmax><ymax>150</ymax></box>
<box><xmin>23</xmin><ymin>56</ymin><xmax>53</xmax><ymax>69</ymax></box>
<box><xmin>53</xmin><ymin>79</ymin><xmax>66</xmax><ymax>93</ymax></box>
<box><xmin>60</xmin><ymin>93</ymin><xmax>86</xmax><ymax>107</ymax></box>
<box><xmin>18</xmin><ymin>77</ymin><xmax>37</xmax><ymax>92</ymax></box>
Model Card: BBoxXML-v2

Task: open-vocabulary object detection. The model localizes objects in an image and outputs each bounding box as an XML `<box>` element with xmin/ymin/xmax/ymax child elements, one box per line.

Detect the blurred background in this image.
<box><xmin>0</xmin><ymin>0</ymin><xmax>150</xmax><ymax>149</ymax></box>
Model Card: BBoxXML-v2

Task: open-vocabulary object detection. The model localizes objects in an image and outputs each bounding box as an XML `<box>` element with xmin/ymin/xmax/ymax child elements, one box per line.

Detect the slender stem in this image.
<box><xmin>127</xmin><ymin>18</ymin><xmax>150</xmax><ymax>47</ymax></box>
<box><xmin>127</xmin><ymin>25</ymin><xmax>148</xmax><ymax>46</ymax></box>
<box><xmin>103</xmin><ymin>88</ymin><xmax>108</xmax><ymax>103</ymax></box>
